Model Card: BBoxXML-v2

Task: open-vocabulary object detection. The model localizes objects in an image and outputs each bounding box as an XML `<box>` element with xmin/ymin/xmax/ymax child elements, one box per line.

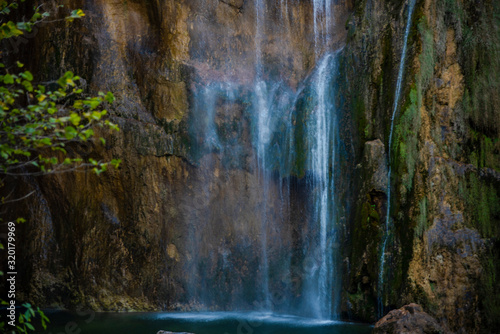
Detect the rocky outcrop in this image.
<box><xmin>373</xmin><ymin>304</ymin><xmax>444</xmax><ymax>334</ymax></box>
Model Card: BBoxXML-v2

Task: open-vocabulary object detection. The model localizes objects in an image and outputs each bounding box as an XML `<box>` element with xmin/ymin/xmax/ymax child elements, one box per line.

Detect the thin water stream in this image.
<box><xmin>377</xmin><ymin>0</ymin><xmax>417</xmax><ymax>318</ymax></box>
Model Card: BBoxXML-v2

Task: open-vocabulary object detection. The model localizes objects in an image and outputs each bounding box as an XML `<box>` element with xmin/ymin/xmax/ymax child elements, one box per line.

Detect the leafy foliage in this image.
<box><xmin>0</xmin><ymin>67</ymin><xmax>120</xmax><ymax>177</ymax></box>
<box><xmin>0</xmin><ymin>1</ymin><xmax>120</xmax><ymax>333</ymax></box>
<box><xmin>0</xmin><ymin>0</ymin><xmax>121</xmax><ymax>184</ymax></box>
<box><xmin>0</xmin><ymin>303</ymin><xmax>51</xmax><ymax>333</ymax></box>
<box><xmin>0</xmin><ymin>0</ymin><xmax>49</xmax><ymax>39</ymax></box>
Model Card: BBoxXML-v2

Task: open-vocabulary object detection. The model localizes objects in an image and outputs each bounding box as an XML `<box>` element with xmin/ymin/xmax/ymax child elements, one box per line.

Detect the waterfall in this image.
<box><xmin>302</xmin><ymin>52</ymin><xmax>339</xmax><ymax>319</ymax></box>
<box><xmin>252</xmin><ymin>0</ymin><xmax>338</xmax><ymax>319</ymax></box>
<box><xmin>254</xmin><ymin>79</ymin><xmax>272</xmax><ymax>309</ymax></box>
<box><xmin>304</xmin><ymin>0</ymin><xmax>338</xmax><ymax>320</ymax></box>
<box><xmin>185</xmin><ymin>0</ymin><xmax>340</xmax><ymax>319</ymax></box>
<box><xmin>377</xmin><ymin>0</ymin><xmax>416</xmax><ymax>318</ymax></box>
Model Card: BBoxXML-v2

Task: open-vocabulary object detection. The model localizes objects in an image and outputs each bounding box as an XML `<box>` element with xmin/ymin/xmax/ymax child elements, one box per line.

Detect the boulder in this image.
<box><xmin>373</xmin><ymin>304</ymin><xmax>445</xmax><ymax>334</ymax></box>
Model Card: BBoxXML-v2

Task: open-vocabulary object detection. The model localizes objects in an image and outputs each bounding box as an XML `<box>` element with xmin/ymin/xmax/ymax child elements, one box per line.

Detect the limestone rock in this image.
<box><xmin>373</xmin><ymin>304</ymin><xmax>445</xmax><ymax>334</ymax></box>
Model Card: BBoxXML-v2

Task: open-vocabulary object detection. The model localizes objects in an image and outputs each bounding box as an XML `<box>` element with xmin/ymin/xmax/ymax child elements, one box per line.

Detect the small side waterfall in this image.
<box><xmin>377</xmin><ymin>0</ymin><xmax>416</xmax><ymax>318</ymax></box>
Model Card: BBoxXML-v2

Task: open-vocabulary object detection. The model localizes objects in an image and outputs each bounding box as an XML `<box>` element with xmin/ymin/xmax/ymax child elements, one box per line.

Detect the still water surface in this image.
<box><xmin>37</xmin><ymin>311</ymin><xmax>373</xmax><ymax>334</ymax></box>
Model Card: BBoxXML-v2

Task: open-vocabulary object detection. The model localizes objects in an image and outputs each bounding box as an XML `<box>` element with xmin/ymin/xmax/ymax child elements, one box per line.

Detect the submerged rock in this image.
<box><xmin>373</xmin><ymin>304</ymin><xmax>445</xmax><ymax>334</ymax></box>
<box><xmin>157</xmin><ymin>331</ymin><xmax>195</xmax><ymax>334</ymax></box>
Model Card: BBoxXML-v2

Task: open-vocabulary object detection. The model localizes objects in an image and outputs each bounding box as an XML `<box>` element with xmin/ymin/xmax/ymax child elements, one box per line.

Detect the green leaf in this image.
<box><xmin>22</xmin><ymin>80</ymin><xmax>33</xmax><ymax>92</ymax></box>
<box><xmin>1</xmin><ymin>21</ymin><xmax>23</xmax><ymax>39</ymax></box>
<box><xmin>25</xmin><ymin>323</ymin><xmax>35</xmax><ymax>331</ymax></box>
<box><xmin>69</xmin><ymin>113</ymin><xmax>81</xmax><ymax>126</ymax></box>
<box><xmin>38</xmin><ymin>138</ymin><xmax>52</xmax><ymax>146</ymax></box>
<box><xmin>31</xmin><ymin>12</ymin><xmax>42</xmax><ymax>22</ymax></box>
<box><xmin>3</xmin><ymin>74</ymin><xmax>14</xmax><ymax>84</ymax></box>
<box><xmin>105</xmin><ymin>91</ymin><xmax>115</xmax><ymax>103</ymax></box>
<box><xmin>73</xmin><ymin>100</ymin><xmax>83</xmax><ymax>109</ymax></box>
<box><xmin>66</xmin><ymin>9</ymin><xmax>85</xmax><ymax>22</ymax></box>
<box><xmin>91</xmin><ymin>110</ymin><xmax>102</xmax><ymax>120</ymax></box>
<box><xmin>16</xmin><ymin>21</ymin><xmax>29</xmax><ymax>32</ymax></box>
<box><xmin>20</xmin><ymin>71</ymin><xmax>33</xmax><ymax>81</ymax></box>
<box><xmin>73</xmin><ymin>9</ymin><xmax>85</xmax><ymax>18</ymax></box>
<box><xmin>40</xmin><ymin>311</ymin><xmax>50</xmax><ymax>322</ymax></box>
<box><xmin>86</xmin><ymin>98</ymin><xmax>101</xmax><ymax>109</ymax></box>
<box><xmin>64</xmin><ymin>126</ymin><xmax>77</xmax><ymax>139</ymax></box>
<box><xmin>57</xmin><ymin>71</ymin><xmax>74</xmax><ymax>87</ymax></box>
<box><xmin>81</xmin><ymin>129</ymin><xmax>94</xmax><ymax>139</ymax></box>
<box><xmin>111</xmin><ymin>159</ymin><xmax>121</xmax><ymax>169</ymax></box>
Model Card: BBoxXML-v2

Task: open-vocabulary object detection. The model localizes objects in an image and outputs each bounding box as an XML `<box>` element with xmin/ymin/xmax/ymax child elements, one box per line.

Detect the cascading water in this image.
<box><xmin>313</xmin><ymin>0</ymin><xmax>334</xmax><ymax>53</ymax></box>
<box><xmin>185</xmin><ymin>0</ymin><xmax>341</xmax><ymax>320</ymax></box>
<box><xmin>303</xmin><ymin>0</ymin><xmax>339</xmax><ymax>320</ymax></box>
<box><xmin>251</xmin><ymin>0</ymin><xmax>339</xmax><ymax>319</ymax></box>
<box><xmin>377</xmin><ymin>0</ymin><xmax>417</xmax><ymax>318</ymax></box>
<box><xmin>301</xmin><ymin>52</ymin><xmax>339</xmax><ymax>320</ymax></box>
<box><xmin>254</xmin><ymin>79</ymin><xmax>272</xmax><ymax>309</ymax></box>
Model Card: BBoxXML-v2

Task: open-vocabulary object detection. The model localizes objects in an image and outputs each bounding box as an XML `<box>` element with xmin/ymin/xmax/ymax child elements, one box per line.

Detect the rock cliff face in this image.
<box><xmin>2</xmin><ymin>0</ymin><xmax>499</xmax><ymax>332</ymax></box>
<box><xmin>341</xmin><ymin>0</ymin><xmax>500</xmax><ymax>332</ymax></box>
